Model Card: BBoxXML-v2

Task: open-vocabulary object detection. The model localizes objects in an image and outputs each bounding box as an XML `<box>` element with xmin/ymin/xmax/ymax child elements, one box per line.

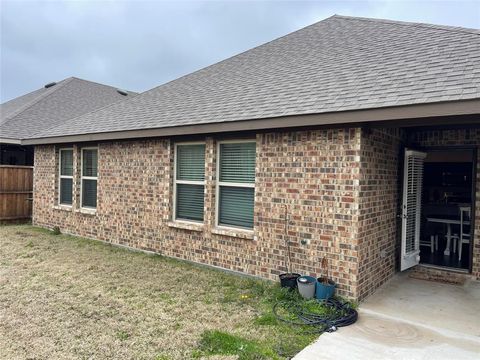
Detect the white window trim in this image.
<box><xmin>80</xmin><ymin>146</ymin><xmax>98</xmax><ymax>210</ymax></box>
<box><xmin>215</xmin><ymin>139</ymin><xmax>256</xmax><ymax>232</ymax></box>
<box><xmin>173</xmin><ymin>141</ymin><xmax>206</xmax><ymax>224</ymax></box>
<box><xmin>58</xmin><ymin>148</ymin><xmax>73</xmax><ymax>206</ymax></box>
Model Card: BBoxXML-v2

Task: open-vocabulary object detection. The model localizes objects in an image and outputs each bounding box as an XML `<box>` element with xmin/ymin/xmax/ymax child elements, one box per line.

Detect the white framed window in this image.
<box><xmin>58</xmin><ymin>148</ymin><xmax>73</xmax><ymax>205</ymax></box>
<box><xmin>173</xmin><ymin>142</ymin><xmax>206</xmax><ymax>222</ymax></box>
<box><xmin>81</xmin><ymin>147</ymin><xmax>98</xmax><ymax>209</ymax></box>
<box><xmin>216</xmin><ymin>140</ymin><xmax>256</xmax><ymax>230</ymax></box>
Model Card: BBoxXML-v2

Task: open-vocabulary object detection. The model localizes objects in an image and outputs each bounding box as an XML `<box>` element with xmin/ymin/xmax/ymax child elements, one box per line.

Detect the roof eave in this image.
<box><xmin>22</xmin><ymin>98</ymin><xmax>480</xmax><ymax>146</ymax></box>
<box><xmin>0</xmin><ymin>137</ymin><xmax>23</xmax><ymax>145</ymax></box>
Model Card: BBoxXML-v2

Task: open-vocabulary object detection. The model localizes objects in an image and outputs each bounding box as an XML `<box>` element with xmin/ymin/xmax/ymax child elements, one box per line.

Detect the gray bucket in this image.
<box><xmin>297</xmin><ymin>275</ymin><xmax>317</xmax><ymax>299</ymax></box>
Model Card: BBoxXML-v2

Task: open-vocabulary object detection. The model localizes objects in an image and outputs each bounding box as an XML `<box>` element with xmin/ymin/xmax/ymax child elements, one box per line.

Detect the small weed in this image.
<box><xmin>349</xmin><ymin>300</ymin><xmax>359</xmax><ymax>310</ymax></box>
<box><xmin>18</xmin><ymin>252</ymin><xmax>34</xmax><ymax>258</ymax></box>
<box><xmin>134</xmin><ymin>301</ymin><xmax>147</xmax><ymax>310</ymax></box>
<box><xmin>157</xmin><ymin>292</ymin><xmax>175</xmax><ymax>304</ymax></box>
<box><xmin>52</xmin><ymin>226</ymin><xmax>61</xmax><ymax>235</ymax></box>
<box><xmin>155</xmin><ymin>355</ymin><xmax>172</xmax><ymax>360</ymax></box>
<box><xmin>25</xmin><ymin>241</ymin><xmax>34</xmax><ymax>248</ymax></box>
<box><xmin>116</xmin><ymin>330</ymin><xmax>130</xmax><ymax>341</ymax></box>
<box><xmin>273</xmin><ymin>338</ymin><xmax>310</xmax><ymax>359</ymax></box>
<box><xmin>194</xmin><ymin>330</ymin><xmax>277</xmax><ymax>360</ymax></box>
<box><xmin>202</xmin><ymin>294</ymin><xmax>213</xmax><ymax>304</ymax></box>
<box><xmin>220</xmin><ymin>278</ymin><xmax>270</xmax><ymax>305</ymax></box>
<box><xmin>254</xmin><ymin>312</ymin><xmax>277</xmax><ymax>326</ymax></box>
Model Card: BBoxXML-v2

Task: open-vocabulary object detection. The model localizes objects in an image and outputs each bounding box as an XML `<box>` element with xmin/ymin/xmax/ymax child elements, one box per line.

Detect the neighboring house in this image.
<box><xmin>19</xmin><ymin>16</ymin><xmax>480</xmax><ymax>301</ymax></box>
<box><xmin>0</xmin><ymin>77</ymin><xmax>136</xmax><ymax>165</ymax></box>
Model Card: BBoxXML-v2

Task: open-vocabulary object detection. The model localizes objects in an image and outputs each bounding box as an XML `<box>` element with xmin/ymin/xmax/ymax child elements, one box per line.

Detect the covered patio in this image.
<box><xmin>295</xmin><ymin>273</ymin><xmax>480</xmax><ymax>359</ymax></box>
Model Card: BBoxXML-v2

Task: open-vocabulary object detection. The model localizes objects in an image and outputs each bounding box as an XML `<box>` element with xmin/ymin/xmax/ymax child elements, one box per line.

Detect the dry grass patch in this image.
<box><xmin>0</xmin><ymin>225</ymin><xmax>316</xmax><ymax>359</ymax></box>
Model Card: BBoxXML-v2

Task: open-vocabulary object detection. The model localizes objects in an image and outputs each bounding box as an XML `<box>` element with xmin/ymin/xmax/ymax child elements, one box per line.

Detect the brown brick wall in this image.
<box><xmin>33</xmin><ymin>128</ymin><xmax>363</xmax><ymax>299</ymax></box>
<box><xmin>357</xmin><ymin>128</ymin><xmax>405</xmax><ymax>300</ymax></box>
<box><xmin>32</xmin><ymin>126</ymin><xmax>480</xmax><ymax>302</ymax></box>
<box><xmin>256</xmin><ymin>130</ymin><xmax>362</xmax><ymax>297</ymax></box>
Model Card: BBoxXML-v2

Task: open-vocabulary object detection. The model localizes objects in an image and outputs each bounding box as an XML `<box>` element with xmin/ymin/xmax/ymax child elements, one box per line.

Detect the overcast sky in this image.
<box><xmin>1</xmin><ymin>0</ymin><xmax>479</xmax><ymax>102</ymax></box>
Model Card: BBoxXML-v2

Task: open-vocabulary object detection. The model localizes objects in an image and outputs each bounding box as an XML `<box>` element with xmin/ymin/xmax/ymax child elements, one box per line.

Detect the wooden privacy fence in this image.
<box><xmin>0</xmin><ymin>165</ymin><xmax>33</xmax><ymax>221</ymax></box>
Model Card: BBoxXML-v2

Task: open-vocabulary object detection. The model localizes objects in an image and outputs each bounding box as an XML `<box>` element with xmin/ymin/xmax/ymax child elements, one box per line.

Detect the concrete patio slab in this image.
<box><xmin>294</xmin><ymin>273</ymin><xmax>480</xmax><ymax>360</ymax></box>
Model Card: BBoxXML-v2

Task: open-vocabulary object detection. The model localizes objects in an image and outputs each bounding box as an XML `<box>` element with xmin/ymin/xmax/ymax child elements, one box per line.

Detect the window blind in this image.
<box><xmin>177</xmin><ymin>144</ymin><xmax>205</xmax><ymax>181</ymax></box>
<box><xmin>176</xmin><ymin>184</ymin><xmax>204</xmax><ymax>221</ymax></box>
<box><xmin>82</xmin><ymin>179</ymin><xmax>97</xmax><ymax>208</ymax></box>
<box><xmin>219</xmin><ymin>186</ymin><xmax>254</xmax><ymax>228</ymax></box>
<box><xmin>219</xmin><ymin>142</ymin><xmax>256</xmax><ymax>183</ymax></box>
<box><xmin>82</xmin><ymin>148</ymin><xmax>98</xmax><ymax>208</ymax></box>
<box><xmin>83</xmin><ymin>149</ymin><xmax>98</xmax><ymax>177</ymax></box>
<box><xmin>218</xmin><ymin>142</ymin><xmax>256</xmax><ymax>229</ymax></box>
<box><xmin>60</xmin><ymin>178</ymin><xmax>73</xmax><ymax>204</ymax></box>
<box><xmin>175</xmin><ymin>144</ymin><xmax>205</xmax><ymax>222</ymax></box>
<box><xmin>60</xmin><ymin>150</ymin><xmax>73</xmax><ymax>176</ymax></box>
<box><xmin>59</xmin><ymin>149</ymin><xmax>73</xmax><ymax>205</ymax></box>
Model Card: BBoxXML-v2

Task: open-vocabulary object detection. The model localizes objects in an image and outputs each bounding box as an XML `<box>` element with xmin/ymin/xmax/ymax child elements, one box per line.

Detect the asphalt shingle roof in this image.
<box><xmin>0</xmin><ymin>77</ymin><xmax>137</xmax><ymax>140</ymax></box>
<box><xmin>30</xmin><ymin>15</ymin><xmax>480</xmax><ymax>139</ymax></box>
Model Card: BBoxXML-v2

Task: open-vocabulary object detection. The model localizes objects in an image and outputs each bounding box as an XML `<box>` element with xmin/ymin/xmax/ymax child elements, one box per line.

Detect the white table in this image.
<box><xmin>427</xmin><ymin>217</ymin><xmax>470</xmax><ymax>256</ymax></box>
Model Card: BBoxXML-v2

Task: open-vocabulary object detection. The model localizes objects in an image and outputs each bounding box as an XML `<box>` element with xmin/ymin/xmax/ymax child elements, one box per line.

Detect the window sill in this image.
<box><xmin>75</xmin><ymin>208</ymin><xmax>97</xmax><ymax>216</ymax></box>
<box><xmin>212</xmin><ymin>227</ymin><xmax>255</xmax><ymax>240</ymax></box>
<box><xmin>53</xmin><ymin>205</ymin><xmax>73</xmax><ymax>212</ymax></box>
<box><xmin>167</xmin><ymin>221</ymin><xmax>204</xmax><ymax>232</ymax></box>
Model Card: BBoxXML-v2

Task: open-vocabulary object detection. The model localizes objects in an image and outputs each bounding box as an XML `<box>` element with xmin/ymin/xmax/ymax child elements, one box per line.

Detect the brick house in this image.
<box><xmin>20</xmin><ymin>16</ymin><xmax>480</xmax><ymax>301</ymax></box>
<box><xmin>0</xmin><ymin>78</ymin><xmax>136</xmax><ymax>221</ymax></box>
<box><xmin>0</xmin><ymin>77</ymin><xmax>136</xmax><ymax>165</ymax></box>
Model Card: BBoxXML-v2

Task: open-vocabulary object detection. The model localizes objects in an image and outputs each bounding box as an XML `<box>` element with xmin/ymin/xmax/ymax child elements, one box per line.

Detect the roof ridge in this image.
<box><xmin>1</xmin><ymin>77</ymin><xmax>75</xmax><ymax>123</ymax></box>
<box><xmin>34</xmin><ymin>87</ymin><xmax>139</xmax><ymax>139</ymax></box>
<box><xmin>333</xmin><ymin>14</ymin><xmax>480</xmax><ymax>36</ymax></box>
<box><xmin>2</xmin><ymin>77</ymin><xmax>139</xmax><ymax>140</ymax></box>
<box><xmin>69</xmin><ymin>77</ymin><xmax>138</xmax><ymax>95</ymax></box>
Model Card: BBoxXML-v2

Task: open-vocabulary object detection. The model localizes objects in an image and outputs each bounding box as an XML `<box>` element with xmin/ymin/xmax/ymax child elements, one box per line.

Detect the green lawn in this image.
<box><xmin>0</xmin><ymin>225</ymin><xmax>319</xmax><ymax>359</ymax></box>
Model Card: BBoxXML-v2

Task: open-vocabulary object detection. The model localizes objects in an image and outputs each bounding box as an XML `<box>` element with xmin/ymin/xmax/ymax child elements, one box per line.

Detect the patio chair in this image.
<box><xmin>457</xmin><ymin>207</ymin><xmax>471</xmax><ymax>261</ymax></box>
<box><xmin>420</xmin><ymin>234</ymin><xmax>438</xmax><ymax>253</ymax></box>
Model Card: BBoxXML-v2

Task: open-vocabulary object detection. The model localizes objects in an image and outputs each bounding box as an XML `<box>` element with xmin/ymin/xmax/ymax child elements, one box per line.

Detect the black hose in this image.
<box><xmin>273</xmin><ymin>297</ymin><xmax>358</xmax><ymax>333</ymax></box>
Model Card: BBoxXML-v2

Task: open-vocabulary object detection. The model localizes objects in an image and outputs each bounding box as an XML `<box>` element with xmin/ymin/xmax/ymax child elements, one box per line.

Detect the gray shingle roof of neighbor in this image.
<box><xmin>31</xmin><ymin>15</ymin><xmax>480</xmax><ymax>140</ymax></box>
<box><xmin>0</xmin><ymin>77</ymin><xmax>137</xmax><ymax>140</ymax></box>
